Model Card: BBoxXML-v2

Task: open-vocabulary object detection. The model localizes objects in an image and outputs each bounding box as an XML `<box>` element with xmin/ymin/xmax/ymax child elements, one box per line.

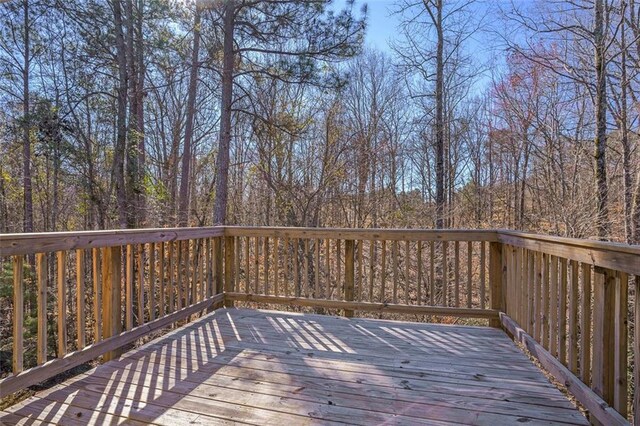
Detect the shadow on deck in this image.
<box><xmin>0</xmin><ymin>308</ymin><xmax>587</xmax><ymax>425</ymax></box>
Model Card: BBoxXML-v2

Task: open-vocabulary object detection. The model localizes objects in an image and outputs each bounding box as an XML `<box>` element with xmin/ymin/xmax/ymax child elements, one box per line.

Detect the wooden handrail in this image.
<box><xmin>497</xmin><ymin>230</ymin><xmax>640</xmax><ymax>275</ymax></box>
<box><xmin>223</xmin><ymin>226</ymin><xmax>499</xmax><ymax>241</ymax></box>
<box><xmin>0</xmin><ymin>226</ymin><xmax>225</xmax><ymax>256</ymax></box>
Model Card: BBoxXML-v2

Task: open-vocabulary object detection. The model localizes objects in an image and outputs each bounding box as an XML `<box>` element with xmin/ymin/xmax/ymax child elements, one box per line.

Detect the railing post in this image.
<box><xmin>344</xmin><ymin>240</ymin><xmax>355</xmax><ymax>318</ymax></box>
<box><xmin>224</xmin><ymin>236</ymin><xmax>235</xmax><ymax>308</ymax></box>
<box><xmin>102</xmin><ymin>246</ymin><xmax>122</xmax><ymax>361</ymax></box>
<box><xmin>489</xmin><ymin>241</ymin><xmax>503</xmax><ymax>328</ymax></box>
<box><xmin>591</xmin><ymin>267</ymin><xmax>617</xmax><ymax>415</ymax></box>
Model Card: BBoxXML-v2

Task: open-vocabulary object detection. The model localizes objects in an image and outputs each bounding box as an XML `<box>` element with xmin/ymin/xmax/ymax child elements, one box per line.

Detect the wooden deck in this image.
<box><xmin>1</xmin><ymin>308</ymin><xmax>588</xmax><ymax>425</ymax></box>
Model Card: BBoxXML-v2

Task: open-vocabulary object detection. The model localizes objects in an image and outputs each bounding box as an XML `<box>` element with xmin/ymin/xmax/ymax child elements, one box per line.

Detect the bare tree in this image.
<box><xmin>211</xmin><ymin>0</ymin><xmax>365</xmax><ymax>225</ymax></box>
<box><xmin>178</xmin><ymin>2</ymin><xmax>203</xmax><ymax>227</ymax></box>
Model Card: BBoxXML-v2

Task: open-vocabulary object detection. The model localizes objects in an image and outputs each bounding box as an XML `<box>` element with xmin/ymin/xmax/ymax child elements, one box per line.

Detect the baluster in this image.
<box><xmin>57</xmin><ymin>251</ymin><xmax>67</xmax><ymax>357</ymax></box>
<box><xmin>36</xmin><ymin>253</ymin><xmax>47</xmax><ymax>365</ymax></box>
<box><xmin>344</xmin><ymin>240</ymin><xmax>354</xmax><ymax>317</ymax></box>
<box><xmin>13</xmin><ymin>255</ymin><xmax>24</xmax><ymax>373</ymax></box>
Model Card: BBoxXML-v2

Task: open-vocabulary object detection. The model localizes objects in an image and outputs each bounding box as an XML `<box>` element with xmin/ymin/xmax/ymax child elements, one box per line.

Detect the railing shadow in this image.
<box><xmin>1</xmin><ymin>308</ymin><xmax>585</xmax><ymax>425</ymax></box>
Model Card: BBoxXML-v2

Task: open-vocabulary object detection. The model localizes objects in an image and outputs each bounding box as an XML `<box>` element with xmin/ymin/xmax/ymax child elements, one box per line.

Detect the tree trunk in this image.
<box><xmin>593</xmin><ymin>0</ymin><xmax>610</xmax><ymax>240</ymax></box>
<box><xmin>135</xmin><ymin>0</ymin><xmax>146</xmax><ymax>227</ymax></box>
<box><xmin>633</xmin><ymin>172</ymin><xmax>640</xmax><ymax>244</ymax></box>
<box><xmin>112</xmin><ymin>0</ymin><xmax>129</xmax><ymax>229</ymax></box>
<box><xmin>22</xmin><ymin>0</ymin><xmax>33</xmax><ymax>234</ymax></box>
<box><xmin>620</xmin><ymin>12</ymin><xmax>632</xmax><ymax>243</ymax></box>
<box><xmin>213</xmin><ymin>0</ymin><xmax>235</xmax><ymax>225</ymax></box>
<box><xmin>434</xmin><ymin>0</ymin><xmax>445</xmax><ymax>229</ymax></box>
<box><xmin>178</xmin><ymin>5</ymin><xmax>202</xmax><ymax>227</ymax></box>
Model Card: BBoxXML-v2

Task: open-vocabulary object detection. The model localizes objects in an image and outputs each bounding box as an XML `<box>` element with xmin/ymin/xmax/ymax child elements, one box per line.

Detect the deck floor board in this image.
<box><xmin>1</xmin><ymin>308</ymin><xmax>588</xmax><ymax>425</ymax></box>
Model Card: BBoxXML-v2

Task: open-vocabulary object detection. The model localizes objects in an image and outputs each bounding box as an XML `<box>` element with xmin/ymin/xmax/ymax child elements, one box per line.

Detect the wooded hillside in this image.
<box><xmin>1</xmin><ymin>0</ymin><xmax>639</xmax><ymax>244</ymax></box>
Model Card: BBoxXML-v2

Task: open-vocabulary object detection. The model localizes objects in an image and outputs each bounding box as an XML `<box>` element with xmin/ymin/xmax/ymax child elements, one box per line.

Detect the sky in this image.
<box><xmin>358</xmin><ymin>0</ymin><xmax>398</xmax><ymax>51</ymax></box>
<box><xmin>337</xmin><ymin>0</ymin><xmax>506</xmax><ymax>93</ymax></box>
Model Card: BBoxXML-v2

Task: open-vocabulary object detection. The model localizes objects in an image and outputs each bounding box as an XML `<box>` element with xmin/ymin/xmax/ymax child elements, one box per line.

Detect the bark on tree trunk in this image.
<box><xmin>22</xmin><ymin>0</ymin><xmax>33</xmax><ymax>234</ymax></box>
<box><xmin>213</xmin><ymin>0</ymin><xmax>235</xmax><ymax>225</ymax></box>
<box><xmin>434</xmin><ymin>0</ymin><xmax>445</xmax><ymax>229</ymax></box>
<box><xmin>135</xmin><ymin>0</ymin><xmax>146</xmax><ymax>227</ymax></box>
<box><xmin>593</xmin><ymin>0</ymin><xmax>610</xmax><ymax>240</ymax></box>
<box><xmin>178</xmin><ymin>5</ymin><xmax>202</xmax><ymax>227</ymax></box>
<box><xmin>112</xmin><ymin>0</ymin><xmax>129</xmax><ymax>229</ymax></box>
<box><xmin>633</xmin><ymin>172</ymin><xmax>640</xmax><ymax>244</ymax></box>
<box><xmin>620</xmin><ymin>13</ymin><xmax>632</xmax><ymax>243</ymax></box>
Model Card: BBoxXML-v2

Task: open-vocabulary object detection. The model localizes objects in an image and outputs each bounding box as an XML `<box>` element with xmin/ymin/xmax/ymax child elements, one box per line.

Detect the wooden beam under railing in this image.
<box><xmin>224</xmin><ymin>292</ymin><xmax>500</xmax><ymax>319</ymax></box>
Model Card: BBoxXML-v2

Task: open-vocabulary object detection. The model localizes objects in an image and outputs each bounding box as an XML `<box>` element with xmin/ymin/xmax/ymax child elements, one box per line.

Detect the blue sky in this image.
<box><xmin>358</xmin><ymin>0</ymin><xmax>398</xmax><ymax>51</ymax></box>
<box><xmin>341</xmin><ymin>0</ymin><xmax>504</xmax><ymax>93</ymax></box>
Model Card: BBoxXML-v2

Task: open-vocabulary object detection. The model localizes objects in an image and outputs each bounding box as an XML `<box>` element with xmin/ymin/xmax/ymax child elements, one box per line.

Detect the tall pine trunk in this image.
<box><xmin>593</xmin><ymin>0</ymin><xmax>610</xmax><ymax>240</ymax></box>
<box><xmin>213</xmin><ymin>0</ymin><xmax>235</xmax><ymax>225</ymax></box>
<box><xmin>620</xmin><ymin>12</ymin><xmax>632</xmax><ymax>243</ymax></box>
<box><xmin>22</xmin><ymin>0</ymin><xmax>33</xmax><ymax>234</ymax></box>
<box><xmin>178</xmin><ymin>5</ymin><xmax>202</xmax><ymax>227</ymax></box>
<box><xmin>112</xmin><ymin>0</ymin><xmax>129</xmax><ymax>229</ymax></box>
<box><xmin>434</xmin><ymin>0</ymin><xmax>445</xmax><ymax>229</ymax></box>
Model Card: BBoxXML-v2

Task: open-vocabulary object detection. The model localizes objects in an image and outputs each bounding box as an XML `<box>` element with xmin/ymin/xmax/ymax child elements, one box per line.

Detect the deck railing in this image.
<box><xmin>495</xmin><ymin>232</ymin><xmax>640</xmax><ymax>425</ymax></box>
<box><xmin>1</xmin><ymin>226</ymin><xmax>639</xmax><ymax>425</ymax></box>
<box><xmin>0</xmin><ymin>227</ymin><xmax>227</xmax><ymax>397</ymax></box>
<box><xmin>222</xmin><ymin>227</ymin><xmax>499</xmax><ymax>321</ymax></box>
